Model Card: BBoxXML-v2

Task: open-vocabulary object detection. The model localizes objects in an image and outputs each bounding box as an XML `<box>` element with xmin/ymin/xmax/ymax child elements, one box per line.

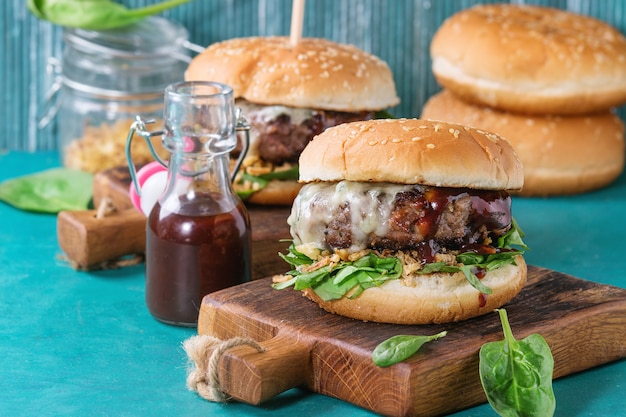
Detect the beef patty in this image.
<box><xmin>289</xmin><ymin>181</ymin><xmax>512</xmax><ymax>262</ymax></box>
<box><xmin>254</xmin><ymin>110</ymin><xmax>375</xmax><ymax>165</ymax></box>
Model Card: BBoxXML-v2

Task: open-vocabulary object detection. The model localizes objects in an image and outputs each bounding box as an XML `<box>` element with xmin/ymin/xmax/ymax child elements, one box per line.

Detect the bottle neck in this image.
<box><xmin>159</xmin><ymin>152</ymin><xmax>238</xmax><ymax>215</ymax></box>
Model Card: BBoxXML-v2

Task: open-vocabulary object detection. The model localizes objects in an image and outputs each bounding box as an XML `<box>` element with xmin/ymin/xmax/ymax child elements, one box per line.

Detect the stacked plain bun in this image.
<box><xmin>298</xmin><ymin>118</ymin><xmax>524</xmax><ymax>191</ymax></box>
<box><xmin>185</xmin><ymin>37</ymin><xmax>399</xmax><ymax>111</ymax></box>
<box><xmin>430</xmin><ymin>4</ymin><xmax>626</xmax><ymax>115</ymax></box>
<box><xmin>422</xmin><ymin>90</ymin><xmax>625</xmax><ymax>196</ymax></box>
<box><xmin>426</xmin><ymin>4</ymin><xmax>626</xmax><ymax>195</ymax></box>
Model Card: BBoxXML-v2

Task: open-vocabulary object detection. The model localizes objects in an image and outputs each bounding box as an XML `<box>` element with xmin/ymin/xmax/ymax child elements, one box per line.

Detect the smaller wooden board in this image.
<box><xmin>89</xmin><ymin>165</ymin><xmax>292</xmax><ymax>276</ymax></box>
<box><xmin>198</xmin><ymin>266</ymin><xmax>626</xmax><ymax>417</ymax></box>
<box><xmin>92</xmin><ymin>165</ymin><xmax>292</xmax><ymax>241</ymax></box>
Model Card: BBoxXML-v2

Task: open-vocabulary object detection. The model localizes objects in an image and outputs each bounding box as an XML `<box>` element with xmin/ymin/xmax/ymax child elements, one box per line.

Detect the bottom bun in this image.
<box><xmin>421</xmin><ymin>90</ymin><xmax>625</xmax><ymax>196</ymax></box>
<box><xmin>303</xmin><ymin>255</ymin><xmax>527</xmax><ymax>324</ymax></box>
<box><xmin>243</xmin><ymin>180</ymin><xmax>303</xmax><ymax>205</ymax></box>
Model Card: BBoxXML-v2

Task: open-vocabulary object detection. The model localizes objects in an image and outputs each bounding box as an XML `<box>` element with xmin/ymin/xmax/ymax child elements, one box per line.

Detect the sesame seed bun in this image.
<box><xmin>421</xmin><ymin>90</ymin><xmax>625</xmax><ymax>196</ymax></box>
<box><xmin>185</xmin><ymin>36</ymin><xmax>400</xmax><ymax>111</ymax></box>
<box><xmin>430</xmin><ymin>4</ymin><xmax>626</xmax><ymax>115</ymax></box>
<box><xmin>287</xmin><ymin>118</ymin><xmax>527</xmax><ymax>324</ymax></box>
<box><xmin>298</xmin><ymin>118</ymin><xmax>524</xmax><ymax>191</ymax></box>
<box><xmin>303</xmin><ymin>256</ymin><xmax>527</xmax><ymax>324</ymax></box>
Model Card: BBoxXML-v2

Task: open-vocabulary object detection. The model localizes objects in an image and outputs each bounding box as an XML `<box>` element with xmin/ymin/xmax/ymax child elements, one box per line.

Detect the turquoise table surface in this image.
<box><xmin>1</xmin><ymin>151</ymin><xmax>625</xmax><ymax>417</ymax></box>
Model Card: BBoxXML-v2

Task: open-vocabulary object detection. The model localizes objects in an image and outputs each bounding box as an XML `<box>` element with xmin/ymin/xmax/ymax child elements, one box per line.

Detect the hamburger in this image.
<box><xmin>421</xmin><ymin>90</ymin><xmax>625</xmax><ymax>196</ymax></box>
<box><xmin>273</xmin><ymin>118</ymin><xmax>528</xmax><ymax>324</ymax></box>
<box><xmin>185</xmin><ymin>37</ymin><xmax>400</xmax><ymax>205</ymax></box>
<box><xmin>430</xmin><ymin>4</ymin><xmax>626</xmax><ymax>115</ymax></box>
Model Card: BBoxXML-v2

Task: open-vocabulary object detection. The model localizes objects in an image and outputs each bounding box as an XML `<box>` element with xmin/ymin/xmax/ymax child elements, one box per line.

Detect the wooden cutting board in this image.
<box><xmin>197</xmin><ymin>265</ymin><xmax>626</xmax><ymax>417</ymax></box>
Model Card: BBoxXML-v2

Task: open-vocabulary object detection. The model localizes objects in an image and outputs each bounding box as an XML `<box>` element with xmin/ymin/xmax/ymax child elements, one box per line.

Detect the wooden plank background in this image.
<box><xmin>2</xmin><ymin>0</ymin><xmax>625</xmax><ymax>152</ymax></box>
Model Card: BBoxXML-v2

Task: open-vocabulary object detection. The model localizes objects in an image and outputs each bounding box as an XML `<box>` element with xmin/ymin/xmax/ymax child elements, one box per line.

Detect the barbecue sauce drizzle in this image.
<box><xmin>374</xmin><ymin>187</ymin><xmax>512</xmax><ymax>265</ymax></box>
<box><xmin>417</xmin><ymin>188</ymin><xmax>511</xmax><ymax>262</ymax></box>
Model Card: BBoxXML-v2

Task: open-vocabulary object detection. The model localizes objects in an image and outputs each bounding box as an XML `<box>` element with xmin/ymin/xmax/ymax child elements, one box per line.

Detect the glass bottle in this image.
<box><xmin>127</xmin><ymin>81</ymin><xmax>251</xmax><ymax>327</ymax></box>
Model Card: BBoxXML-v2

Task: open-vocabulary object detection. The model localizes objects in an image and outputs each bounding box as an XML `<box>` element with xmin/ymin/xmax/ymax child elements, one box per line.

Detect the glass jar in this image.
<box><xmin>45</xmin><ymin>17</ymin><xmax>198</xmax><ymax>173</ymax></box>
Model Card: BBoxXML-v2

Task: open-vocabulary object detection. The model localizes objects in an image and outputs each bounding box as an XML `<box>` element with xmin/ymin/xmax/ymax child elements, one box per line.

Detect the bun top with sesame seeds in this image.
<box><xmin>185</xmin><ymin>37</ymin><xmax>400</xmax><ymax>112</ymax></box>
<box><xmin>430</xmin><ymin>4</ymin><xmax>626</xmax><ymax>115</ymax></box>
<box><xmin>298</xmin><ymin>118</ymin><xmax>524</xmax><ymax>190</ymax></box>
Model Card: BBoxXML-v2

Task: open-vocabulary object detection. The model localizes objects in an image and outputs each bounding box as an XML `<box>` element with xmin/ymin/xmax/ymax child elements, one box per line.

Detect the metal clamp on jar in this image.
<box><xmin>38</xmin><ymin>17</ymin><xmax>203</xmax><ymax>173</ymax></box>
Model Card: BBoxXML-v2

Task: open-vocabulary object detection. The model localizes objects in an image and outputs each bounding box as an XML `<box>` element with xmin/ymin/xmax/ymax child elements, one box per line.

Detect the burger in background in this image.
<box><xmin>185</xmin><ymin>37</ymin><xmax>400</xmax><ymax>205</ymax></box>
<box><xmin>273</xmin><ymin>118</ymin><xmax>527</xmax><ymax>325</ymax></box>
<box><xmin>425</xmin><ymin>3</ymin><xmax>626</xmax><ymax>195</ymax></box>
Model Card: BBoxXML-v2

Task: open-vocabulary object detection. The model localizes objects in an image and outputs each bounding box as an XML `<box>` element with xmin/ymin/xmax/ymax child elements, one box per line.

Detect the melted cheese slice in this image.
<box><xmin>288</xmin><ymin>181</ymin><xmax>418</xmax><ymax>251</ymax></box>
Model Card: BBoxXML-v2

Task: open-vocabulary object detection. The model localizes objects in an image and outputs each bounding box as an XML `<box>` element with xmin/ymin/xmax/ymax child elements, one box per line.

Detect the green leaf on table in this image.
<box><xmin>372</xmin><ymin>331</ymin><xmax>447</xmax><ymax>367</ymax></box>
<box><xmin>479</xmin><ymin>309</ymin><xmax>556</xmax><ymax>417</ymax></box>
<box><xmin>0</xmin><ymin>168</ymin><xmax>93</xmax><ymax>213</ymax></box>
<box><xmin>27</xmin><ymin>0</ymin><xmax>190</xmax><ymax>30</ymax></box>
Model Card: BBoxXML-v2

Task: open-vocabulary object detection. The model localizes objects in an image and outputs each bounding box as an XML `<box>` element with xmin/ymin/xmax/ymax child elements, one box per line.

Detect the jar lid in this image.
<box><xmin>63</xmin><ymin>16</ymin><xmax>189</xmax><ymax>58</ymax></box>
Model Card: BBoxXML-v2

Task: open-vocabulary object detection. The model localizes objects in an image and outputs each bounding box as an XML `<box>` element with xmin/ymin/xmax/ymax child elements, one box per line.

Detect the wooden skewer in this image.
<box><xmin>289</xmin><ymin>0</ymin><xmax>306</xmax><ymax>47</ymax></box>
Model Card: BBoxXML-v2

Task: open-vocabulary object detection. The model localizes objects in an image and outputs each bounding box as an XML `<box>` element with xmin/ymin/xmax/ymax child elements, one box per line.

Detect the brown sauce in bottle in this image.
<box><xmin>146</xmin><ymin>193</ymin><xmax>250</xmax><ymax>326</ymax></box>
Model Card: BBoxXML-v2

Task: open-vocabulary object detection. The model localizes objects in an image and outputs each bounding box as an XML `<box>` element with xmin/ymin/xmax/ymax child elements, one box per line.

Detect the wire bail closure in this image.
<box><xmin>126</xmin><ymin>110</ymin><xmax>250</xmax><ymax>198</ymax></box>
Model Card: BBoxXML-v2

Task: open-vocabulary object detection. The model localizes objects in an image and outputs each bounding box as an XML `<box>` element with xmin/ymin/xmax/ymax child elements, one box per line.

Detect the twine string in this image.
<box><xmin>183</xmin><ymin>334</ymin><xmax>266</xmax><ymax>402</ymax></box>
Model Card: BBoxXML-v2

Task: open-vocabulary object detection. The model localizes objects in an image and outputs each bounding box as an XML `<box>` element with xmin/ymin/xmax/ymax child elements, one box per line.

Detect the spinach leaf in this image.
<box><xmin>236</xmin><ymin>166</ymin><xmax>299</xmax><ymax>200</ymax></box>
<box><xmin>272</xmin><ymin>244</ymin><xmax>402</xmax><ymax>301</ymax></box>
<box><xmin>416</xmin><ymin>219</ymin><xmax>527</xmax><ymax>294</ymax></box>
<box><xmin>374</xmin><ymin>109</ymin><xmax>396</xmax><ymax>119</ymax></box>
<box><xmin>27</xmin><ymin>0</ymin><xmax>190</xmax><ymax>30</ymax></box>
<box><xmin>498</xmin><ymin>218</ymin><xmax>529</xmax><ymax>251</ymax></box>
<box><xmin>236</xmin><ymin>173</ymin><xmax>269</xmax><ymax>200</ymax></box>
<box><xmin>0</xmin><ymin>168</ymin><xmax>93</xmax><ymax>213</ymax></box>
<box><xmin>479</xmin><ymin>309</ymin><xmax>556</xmax><ymax>417</ymax></box>
<box><xmin>278</xmin><ymin>244</ymin><xmax>314</xmax><ymax>267</ymax></box>
<box><xmin>372</xmin><ymin>331</ymin><xmax>447</xmax><ymax>367</ymax></box>
<box><xmin>274</xmin><ymin>219</ymin><xmax>527</xmax><ymax>300</ymax></box>
<box><xmin>256</xmin><ymin>165</ymin><xmax>299</xmax><ymax>181</ymax></box>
